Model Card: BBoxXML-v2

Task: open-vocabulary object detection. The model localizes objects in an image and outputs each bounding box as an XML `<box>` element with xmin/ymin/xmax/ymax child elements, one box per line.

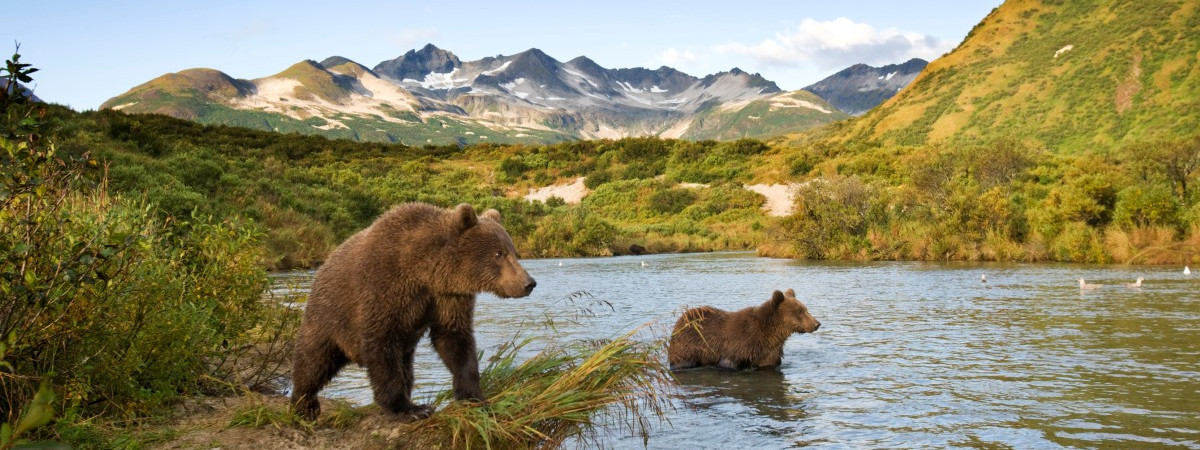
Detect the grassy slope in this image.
<box><xmin>782</xmin><ymin>0</ymin><xmax>1200</xmax><ymax>152</ymax></box>
<box><xmin>683</xmin><ymin>91</ymin><xmax>849</xmax><ymax>141</ymax></box>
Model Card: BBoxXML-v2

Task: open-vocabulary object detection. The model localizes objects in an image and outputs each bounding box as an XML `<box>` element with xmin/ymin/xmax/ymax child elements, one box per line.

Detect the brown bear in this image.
<box><xmin>667</xmin><ymin>289</ymin><xmax>819</xmax><ymax>371</ymax></box>
<box><xmin>290</xmin><ymin>202</ymin><xmax>537</xmax><ymax>421</ymax></box>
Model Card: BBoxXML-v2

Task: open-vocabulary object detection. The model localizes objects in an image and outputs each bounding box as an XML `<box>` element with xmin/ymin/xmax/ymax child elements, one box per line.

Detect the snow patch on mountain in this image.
<box><xmin>482</xmin><ymin>61</ymin><xmax>512</xmax><ymax>76</ymax></box>
<box><xmin>619</xmin><ymin>81</ymin><xmax>643</xmax><ymax>93</ymax></box>
<box><xmin>562</xmin><ymin>68</ymin><xmax>599</xmax><ymax>88</ymax></box>
<box><xmin>405</xmin><ymin>68</ymin><xmax>469</xmax><ymax>90</ymax></box>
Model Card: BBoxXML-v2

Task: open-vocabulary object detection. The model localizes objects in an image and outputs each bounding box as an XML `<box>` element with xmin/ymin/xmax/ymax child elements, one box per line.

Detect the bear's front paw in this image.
<box><xmin>456</xmin><ymin>389</ymin><xmax>486</xmax><ymax>405</ymax></box>
<box><xmin>389</xmin><ymin>404</ymin><xmax>434</xmax><ymax>423</ymax></box>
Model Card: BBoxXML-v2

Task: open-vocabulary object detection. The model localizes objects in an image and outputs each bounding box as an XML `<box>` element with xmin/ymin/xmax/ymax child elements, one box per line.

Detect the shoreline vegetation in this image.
<box><xmin>33</xmin><ymin>103</ymin><xmax>1200</xmax><ymax>268</ymax></box>
<box><xmin>3</xmin><ymin>41</ymin><xmax>1198</xmax><ymax>448</ymax></box>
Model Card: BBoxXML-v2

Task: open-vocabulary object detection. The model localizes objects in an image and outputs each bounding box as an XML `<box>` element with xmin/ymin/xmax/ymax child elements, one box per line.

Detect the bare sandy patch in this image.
<box><xmin>524</xmin><ymin>177</ymin><xmax>590</xmax><ymax>204</ymax></box>
<box><xmin>745</xmin><ymin>183</ymin><xmax>800</xmax><ymax>217</ymax></box>
<box><xmin>657</xmin><ymin>117</ymin><xmax>693</xmax><ymax>139</ymax></box>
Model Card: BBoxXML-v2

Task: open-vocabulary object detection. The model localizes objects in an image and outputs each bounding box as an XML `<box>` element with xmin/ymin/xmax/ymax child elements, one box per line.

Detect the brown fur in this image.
<box><xmin>667</xmin><ymin>289</ymin><xmax>820</xmax><ymax>371</ymax></box>
<box><xmin>290</xmin><ymin>202</ymin><xmax>536</xmax><ymax>421</ymax></box>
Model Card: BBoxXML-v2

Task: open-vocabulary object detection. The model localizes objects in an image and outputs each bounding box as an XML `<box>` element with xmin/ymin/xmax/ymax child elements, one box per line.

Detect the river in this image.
<box><xmin>270</xmin><ymin>252</ymin><xmax>1200</xmax><ymax>449</ymax></box>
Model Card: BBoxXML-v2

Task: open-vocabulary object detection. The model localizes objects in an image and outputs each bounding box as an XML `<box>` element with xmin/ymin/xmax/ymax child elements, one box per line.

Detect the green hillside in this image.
<box><xmin>99</xmin><ymin>68</ymin><xmax>252</xmax><ymax>119</ymax></box>
<box><xmin>682</xmin><ymin>90</ymin><xmax>849</xmax><ymax>141</ymax></box>
<box><xmin>786</xmin><ymin>0</ymin><xmax>1200</xmax><ymax>151</ymax></box>
<box><xmin>761</xmin><ymin>0</ymin><xmax>1200</xmax><ymax>263</ymax></box>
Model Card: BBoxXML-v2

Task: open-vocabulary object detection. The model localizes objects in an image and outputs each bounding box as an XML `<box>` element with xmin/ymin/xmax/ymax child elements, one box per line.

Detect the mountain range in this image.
<box><xmin>99</xmin><ymin>45</ymin><xmax>925</xmax><ymax>145</ymax></box>
<box><xmin>802</xmin><ymin>58</ymin><xmax>927</xmax><ymax>115</ymax></box>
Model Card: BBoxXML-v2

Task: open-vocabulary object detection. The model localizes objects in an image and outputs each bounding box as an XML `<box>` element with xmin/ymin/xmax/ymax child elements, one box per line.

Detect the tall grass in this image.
<box><xmin>398</xmin><ymin>329</ymin><xmax>673</xmax><ymax>449</ymax></box>
<box><xmin>1105</xmin><ymin>225</ymin><xmax>1199</xmax><ymax>264</ymax></box>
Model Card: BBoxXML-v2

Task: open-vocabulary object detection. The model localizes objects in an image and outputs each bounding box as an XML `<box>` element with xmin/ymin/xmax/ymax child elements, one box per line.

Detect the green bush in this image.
<box><xmin>2</xmin><ymin>62</ymin><xmax>294</xmax><ymax>445</ymax></box>
<box><xmin>648</xmin><ymin>187</ymin><xmax>697</xmax><ymax>215</ymax></box>
<box><xmin>1114</xmin><ymin>183</ymin><xmax>1180</xmax><ymax>227</ymax></box>
<box><xmin>527</xmin><ymin>208</ymin><xmax>617</xmax><ymax>257</ymax></box>
<box><xmin>771</xmin><ymin>176</ymin><xmax>876</xmax><ymax>258</ymax></box>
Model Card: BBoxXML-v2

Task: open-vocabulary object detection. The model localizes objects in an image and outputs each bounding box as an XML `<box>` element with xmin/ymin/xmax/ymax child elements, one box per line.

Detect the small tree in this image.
<box><xmin>1126</xmin><ymin>137</ymin><xmax>1200</xmax><ymax>201</ymax></box>
<box><xmin>1113</xmin><ymin>183</ymin><xmax>1180</xmax><ymax>228</ymax></box>
<box><xmin>0</xmin><ymin>44</ymin><xmax>37</xmax><ymax>117</ymax></box>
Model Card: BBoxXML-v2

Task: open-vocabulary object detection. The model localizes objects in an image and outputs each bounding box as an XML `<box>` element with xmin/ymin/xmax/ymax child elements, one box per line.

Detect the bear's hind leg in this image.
<box><xmin>291</xmin><ymin>339</ymin><xmax>349</xmax><ymax>420</ymax></box>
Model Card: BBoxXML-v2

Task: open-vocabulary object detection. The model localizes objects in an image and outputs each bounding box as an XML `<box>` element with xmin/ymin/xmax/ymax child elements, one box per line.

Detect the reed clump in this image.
<box><xmin>397</xmin><ymin>327</ymin><xmax>674</xmax><ymax>450</ymax></box>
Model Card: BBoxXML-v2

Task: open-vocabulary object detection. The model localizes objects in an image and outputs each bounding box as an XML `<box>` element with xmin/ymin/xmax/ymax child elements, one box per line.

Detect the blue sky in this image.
<box><xmin>10</xmin><ymin>0</ymin><xmax>1002</xmax><ymax>110</ymax></box>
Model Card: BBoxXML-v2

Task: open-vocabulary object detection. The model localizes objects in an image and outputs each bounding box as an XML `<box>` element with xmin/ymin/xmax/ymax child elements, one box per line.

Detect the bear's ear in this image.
<box><xmin>785</xmin><ymin>289</ymin><xmax>796</xmax><ymax>298</ymax></box>
<box><xmin>770</xmin><ymin>290</ymin><xmax>786</xmax><ymax>308</ymax></box>
<box><xmin>453</xmin><ymin>203</ymin><xmax>478</xmax><ymax>232</ymax></box>
<box><xmin>481</xmin><ymin>208</ymin><xmax>501</xmax><ymax>222</ymax></box>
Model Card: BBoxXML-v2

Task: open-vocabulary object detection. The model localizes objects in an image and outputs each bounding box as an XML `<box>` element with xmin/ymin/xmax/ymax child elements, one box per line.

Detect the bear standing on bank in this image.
<box><xmin>291</xmin><ymin>203</ymin><xmax>537</xmax><ymax>421</ymax></box>
<box><xmin>667</xmin><ymin>289</ymin><xmax>820</xmax><ymax>371</ymax></box>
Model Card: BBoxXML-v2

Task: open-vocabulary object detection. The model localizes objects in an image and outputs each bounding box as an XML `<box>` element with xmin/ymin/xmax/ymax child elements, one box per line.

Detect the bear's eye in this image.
<box><xmin>495</xmin><ymin>250</ymin><xmax>505</xmax><ymax>259</ymax></box>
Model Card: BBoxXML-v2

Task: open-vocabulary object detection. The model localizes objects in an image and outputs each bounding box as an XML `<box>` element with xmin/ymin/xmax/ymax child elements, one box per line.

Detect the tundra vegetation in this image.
<box><xmin>3</xmin><ymin>21</ymin><xmax>1200</xmax><ymax>444</ymax></box>
<box><xmin>72</xmin><ymin>104</ymin><xmax>1199</xmax><ymax>266</ymax></box>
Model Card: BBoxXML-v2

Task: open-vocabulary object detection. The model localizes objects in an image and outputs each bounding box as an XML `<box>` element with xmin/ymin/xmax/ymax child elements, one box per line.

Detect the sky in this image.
<box><xmin>9</xmin><ymin>0</ymin><xmax>1002</xmax><ymax>111</ymax></box>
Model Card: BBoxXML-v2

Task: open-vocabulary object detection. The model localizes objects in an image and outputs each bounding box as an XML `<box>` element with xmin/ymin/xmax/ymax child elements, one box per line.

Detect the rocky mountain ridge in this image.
<box><xmin>103</xmin><ymin>45</ymin><xmax>876</xmax><ymax>144</ymax></box>
<box><xmin>802</xmin><ymin>58</ymin><xmax>928</xmax><ymax>115</ymax></box>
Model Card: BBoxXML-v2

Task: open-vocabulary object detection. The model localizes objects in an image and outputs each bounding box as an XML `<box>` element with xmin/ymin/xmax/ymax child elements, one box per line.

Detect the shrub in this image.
<box><xmin>1113</xmin><ymin>183</ymin><xmax>1180</xmax><ymax>228</ymax></box>
<box><xmin>770</xmin><ymin>176</ymin><xmax>876</xmax><ymax>258</ymax></box>
<box><xmin>648</xmin><ymin>187</ymin><xmax>697</xmax><ymax>215</ymax></box>
<box><xmin>1</xmin><ymin>57</ymin><xmax>294</xmax><ymax>444</ymax></box>
<box><xmin>527</xmin><ymin>208</ymin><xmax>617</xmax><ymax>257</ymax></box>
<box><xmin>1049</xmin><ymin>222</ymin><xmax>1108</xmax><ymax>262</ymax></box>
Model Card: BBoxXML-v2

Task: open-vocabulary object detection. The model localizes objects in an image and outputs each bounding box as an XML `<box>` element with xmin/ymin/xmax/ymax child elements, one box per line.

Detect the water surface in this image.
<box><xmin>272</xmin><ymin>252</ymin><xmax>1200</xmax><ymax>449</ymax></box>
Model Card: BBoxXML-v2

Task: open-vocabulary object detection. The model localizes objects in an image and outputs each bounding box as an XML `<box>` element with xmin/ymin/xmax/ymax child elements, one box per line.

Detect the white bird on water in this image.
<box><xmin>1126</xmin><ymin>277</ymin><xmax>1144</xmax><ymax>288</ymax></box>
<box><xmin>1079</xmin><ymin>278</ymin><xmax>1102</xmax><ymax>290</ymax></box>
<box><xmin>641</xmin><ymin>261</ymin><xmax>648</xmax><ymax>267</ymax></box>
<box><xmin>1186</xmin><ymin>266</ymin><xmax>1192</xmax><ymax>275</ymax></box>
<box><xmin>981</xmin><ymin>274</ymin><xmax>987</xmax><ymax>284</ymax></box>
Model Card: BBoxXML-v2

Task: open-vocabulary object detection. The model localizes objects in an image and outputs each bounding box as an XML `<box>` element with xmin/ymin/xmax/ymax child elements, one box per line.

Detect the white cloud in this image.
<box><xmin>660</xmin><ymin>48</ymin><xmax>698</xmax><ymax>66</ymax></box>
<box><xmin>717</xmin><ymin>18</ymin><xmax>952</xmax><ymax>69</ymax></box>
<box><xmin>391</xmin><ymin>28</ymin><xmax>441</xmax><ymax>49</ymax></box>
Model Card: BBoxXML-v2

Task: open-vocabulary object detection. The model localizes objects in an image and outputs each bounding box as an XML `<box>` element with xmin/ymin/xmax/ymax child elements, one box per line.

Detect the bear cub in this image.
<box><xmin>291</xmin><ymin>202</ymin><xmax>536</xmax><ymax>421</ymax></box>
<box><xmin>667</xmin><ymin>289</ymin><xmax>820</xmax><ymax>371</ymax></box>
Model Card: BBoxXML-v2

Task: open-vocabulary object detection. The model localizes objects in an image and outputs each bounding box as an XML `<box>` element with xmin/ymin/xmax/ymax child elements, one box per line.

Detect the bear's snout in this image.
<box><xmin>498</xmin><ymin>271</ymin><xmax>536</xmax><ymax>298</ymax></box>
<box><xmin>797</xmin><ymin>317</ymin><xmax>821</xmax><ymax>334</ymax></box>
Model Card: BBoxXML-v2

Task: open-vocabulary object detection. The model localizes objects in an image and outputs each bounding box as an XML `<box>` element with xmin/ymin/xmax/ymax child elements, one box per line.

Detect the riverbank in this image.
<box><xmin>152</xmin><ymin>394</ymin><xmax>400</xmax><ymax>450</ymax></box>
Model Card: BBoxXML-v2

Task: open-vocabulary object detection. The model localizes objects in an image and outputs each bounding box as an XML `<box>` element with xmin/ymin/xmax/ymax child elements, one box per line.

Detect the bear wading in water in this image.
<box><xmin>291</xmin><ymin>202</ymin><xmax>537</xmax><ymax>421</ymax></box>
<box><xmin>667</xmin><ymin>289</ymin><xmax>820</xmax><ymax>371</ymax></box>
